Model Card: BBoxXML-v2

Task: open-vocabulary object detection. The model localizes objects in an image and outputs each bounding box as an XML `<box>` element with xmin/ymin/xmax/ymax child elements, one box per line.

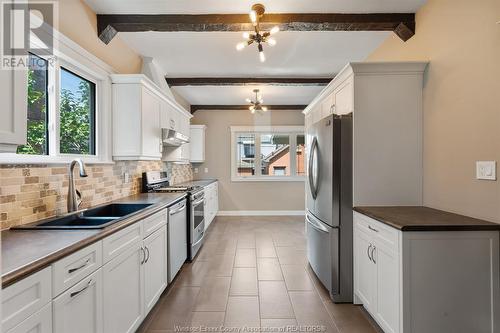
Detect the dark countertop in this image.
<box><xmin>176</xmin><ymin>179</ymin><xmax>218</xmax><ymax>187</ymax></box>
<box><xmin>354</xmin><ymin>206</ymin><xmax>500</xmax><ymax>232</ymax></box>
<box><xmin>2</xmin><ymin>192</ymin><xmax>187</xmax><ymax>288</ymax></box>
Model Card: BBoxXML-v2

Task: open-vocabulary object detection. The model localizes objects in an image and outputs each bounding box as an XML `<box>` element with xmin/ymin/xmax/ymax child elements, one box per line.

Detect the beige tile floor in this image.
<box><xmin>138</xmin><ymin>216</ymin><xmax>382</xmax><ymax>333</ymax></box>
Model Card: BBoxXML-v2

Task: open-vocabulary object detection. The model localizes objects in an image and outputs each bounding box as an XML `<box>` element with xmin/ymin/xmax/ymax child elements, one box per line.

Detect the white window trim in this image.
<box><xmin>0</xmin><ymin>13</ymin><xmax>114</xmax><ymax>165</ymax></box>
<box><xmin>230</xmin><ymin>126</ymin><xmax>305</xmax><ymax>182</ymax></box>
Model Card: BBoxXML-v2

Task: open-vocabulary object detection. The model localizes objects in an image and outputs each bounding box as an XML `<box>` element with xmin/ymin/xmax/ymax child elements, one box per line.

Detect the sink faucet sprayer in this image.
<box><xmin>67</xmin><ymin>158</ymin><xmax>88</xmax><ymax>213</ymax></box>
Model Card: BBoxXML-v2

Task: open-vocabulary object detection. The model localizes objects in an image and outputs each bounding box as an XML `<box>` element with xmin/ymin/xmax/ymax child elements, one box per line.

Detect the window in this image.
<box><xmin>59</xmin><ymin>68</ymin><xmax>96</xmax><ymax>155</ymax></box>
<box><xmin>15</xmin><ymin>56</ymin><xmax>98</xmax><ymax>159</ymax></box>
<box><xmin>231</xmin><ymin>126</ymin><xmax>305</xmax><ymax>181</ymax></box>
<box><xmin>17</xmin><ymin>54</ymin><xmax>49</xmax><ymax>155</ymax></box>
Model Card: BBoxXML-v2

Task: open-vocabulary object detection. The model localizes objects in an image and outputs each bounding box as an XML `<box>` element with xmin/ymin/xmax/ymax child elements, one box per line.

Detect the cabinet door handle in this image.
<box><xmin>70</xmin><ymin>279</ymin><xmax>92</xmax><ymax>298</ymax></box>
<box><xmin>68</xmin><ymin>258</ymin><xmax>90</xmax><ymax>274</ymax></box>
<box><xmin>368</xmin><ymin>225</ymin><xmax>379</xmax><ymax>233</ymax></box>
<box><xmin>144</xmin><ymin>246</ymin><xmax>150</xmax><ymax>263</ymax></box>
<box><xmin>367</xmin><ymin>244</ymin><xmax>372</xmax><ymax>262</ymax></box>
<box><xmin>140</xmin><ymin>247</ymin><xmax>146</xmax><ymax>265</ymax></box>
<box><xmin>371</xmin><ymin>246</ymin><xmax>376</xmax><ymax>264</ymax></box>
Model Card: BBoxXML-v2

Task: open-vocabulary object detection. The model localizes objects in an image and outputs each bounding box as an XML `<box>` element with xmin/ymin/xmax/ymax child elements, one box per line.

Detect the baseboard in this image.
<box><xmin>217</xmin><ymin>210</ymin><xmax>305</xmax><ymax>216</ymax></box>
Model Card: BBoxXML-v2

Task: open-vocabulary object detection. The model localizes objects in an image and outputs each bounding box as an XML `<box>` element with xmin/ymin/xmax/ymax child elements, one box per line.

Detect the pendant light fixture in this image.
<box><xmin>236</xmin><ymin>4</ymin><xmax>279</xmax><ymax>62</ymax></box>
<box><xmin>246</xmin><ymin>89</ymin><xmax>268</xmax><ymax>114</ymax></box>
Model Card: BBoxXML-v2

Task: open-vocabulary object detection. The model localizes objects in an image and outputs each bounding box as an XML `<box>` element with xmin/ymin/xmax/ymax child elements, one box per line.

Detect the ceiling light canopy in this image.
<box><xmin>247</xmin><ymin>89</ymin><xmax>268</xmax><ymax>114</ymax></box>
<box><xmin>235</xmin><ymin>3</ymin><xmax>279</xmax><ymax>63</ymax></box>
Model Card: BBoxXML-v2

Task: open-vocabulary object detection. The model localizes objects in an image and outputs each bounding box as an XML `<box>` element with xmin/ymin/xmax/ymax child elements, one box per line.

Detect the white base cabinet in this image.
<box><xmin>103</xmin><ymin>244</ymin><xmax>144</xmax><ymax>333</ymax></box>
<box><xmin>2</xmin><ymin>207</ymin><xmax>174</xmax><ymax>333</ymax></box>
<box><xmin>354</xmin><ymin>212</ymin><xmax>500</xmax><ymax>333</ymax></box>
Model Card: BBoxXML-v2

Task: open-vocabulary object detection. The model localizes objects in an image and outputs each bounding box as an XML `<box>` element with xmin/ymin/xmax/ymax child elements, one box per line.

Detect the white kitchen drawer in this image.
<box><xmin>142</xmin><ymin>209</ymin><xmax>167</xmax><ymax>238</ymax></box>
<box><xmin>6</xmin><ymin>302</ymin><xmax>52</xmax><ymax>333</ymax></box>
<box><xmin>52</xmin><ymin>241</ymin><xmax>102</xmax><ymax>297</ymax></box>
<box><xmin>354</xmin><ymin>212</ymin><xmax>399</xmax><ymax>253</ymax></box>
<box><xmin>103</xmin><ymin>222</ymin><xmax>143</xmax><ymax>263</ymax></box>
<box><xmin>2</xmin><ymin>267</ymin><xmax>52</xmax><ymax>332</ymax></box>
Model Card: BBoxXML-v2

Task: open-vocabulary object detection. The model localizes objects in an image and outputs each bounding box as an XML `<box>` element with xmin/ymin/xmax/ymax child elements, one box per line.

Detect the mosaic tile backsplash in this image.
<box><xmin>0</xmin><ymin>161</ymin><xmax>193</xmax><ymax>230</ymax></box>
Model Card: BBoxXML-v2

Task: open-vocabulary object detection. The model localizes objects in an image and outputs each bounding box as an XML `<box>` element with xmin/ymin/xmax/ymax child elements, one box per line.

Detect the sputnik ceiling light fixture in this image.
<box><xmin>236</xmin><ymin>3</ymin><xmax>279</xmax><ymax>62</ymax></box>
<box><xmin>246</xmin><ymin>89</ymin><xmax>268</xmax><ymax>114</ymax></box>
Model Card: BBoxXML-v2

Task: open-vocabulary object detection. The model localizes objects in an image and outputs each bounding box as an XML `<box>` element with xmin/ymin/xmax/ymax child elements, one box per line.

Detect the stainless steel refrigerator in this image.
<box><xmin>306</xmin><ymin>114</ymin><xmax>353</xmax><ymax>303</ymax></box>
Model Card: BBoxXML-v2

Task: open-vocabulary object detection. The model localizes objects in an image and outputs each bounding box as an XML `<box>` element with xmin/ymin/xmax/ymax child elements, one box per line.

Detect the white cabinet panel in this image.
<box><xmin>374</xmin><ymin>244</ymin><xmax>399</xmax><ymax>333</ymax></box>
<box><xmin>6</xmin><ymin>303</ymin><xmax>52</xmax><ymax>333</ymax></box>
<box><xmin>143</xmin><ymin>209</ymin><xmax>167</xmax><ymax>238</ymax></box>
<box><xmin>53</xmin><ymin>269</ymin><xmax>103</xmax><ymax>333</ymax></box>
<box><xmin>141</xmin><ymin>87</ymin><xmax>162</xmax><ymax>159</ymax></box>
<box><xmin>0</xmin><ymin>65</ymin><xmax>27</xmax><ymax>152</ymax></box>
<box><xmin>2</xmin><ymin>267</ymin><xmax>52</xmax><ymax>332</ymax></box>
<box><xmin>353</xmin><ymin>227</ymin><xmax>375</xmax><ymax>310</ymax></box>
<box><xmin>143</xmin><ymin>227</ymin><xmax>168</xmax><ymax>313</ymax></box>
<box><xmin>333</xmin><ymin>78</ymin><xmax>353</xmax><ymax>115</ymax></box>
<box><xmin>103</xmin><ymin>244</ymin><xmax>144</xmax><ymax>333</ymax></box>
<box><xmin>190</xmin><ymin>125</ymin><xmax>206</xmax><ymax>163</ymax></box>
<box><xmin>52</xmin><ymin>241</ymin><xmax>102</xmax><ymax>297</ymax></box>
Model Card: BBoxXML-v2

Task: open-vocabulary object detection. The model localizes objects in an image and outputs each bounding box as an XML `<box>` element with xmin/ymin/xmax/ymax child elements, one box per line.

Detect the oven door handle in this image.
<box><xmin>192</xmin><ymin>230</ymin><xmax>205</xmax><ymax>247</ymax></box>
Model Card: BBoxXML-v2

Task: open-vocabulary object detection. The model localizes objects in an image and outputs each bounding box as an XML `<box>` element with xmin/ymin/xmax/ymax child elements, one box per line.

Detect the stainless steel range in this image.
<box><xmin>142</xmin><ymin>171</ymin><xmax>205</xmax><ymax>261</ymax></box>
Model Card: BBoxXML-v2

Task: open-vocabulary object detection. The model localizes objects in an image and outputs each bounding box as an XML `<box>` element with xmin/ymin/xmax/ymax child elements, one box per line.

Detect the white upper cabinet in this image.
<box><xmin>111</xmin><ymin>74</ymin><xmax>191</xmax><ymax>161</ymax></box>
<box><xmin>189</xmin><ymin>125</ymin><xmax>206</xmax><ymax>163</ymax></box>
<box><xmin>0</xmin><ymin>68</ymin><xmax>27</xmax><ymax>152</ymax></box>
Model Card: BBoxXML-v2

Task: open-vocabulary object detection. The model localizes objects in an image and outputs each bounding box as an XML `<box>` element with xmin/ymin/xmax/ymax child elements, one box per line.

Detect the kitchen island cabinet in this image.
<box><xmin>353</xmin><ymin>207</ymin><xmax>500</xmax><ymax>333</ymax></box>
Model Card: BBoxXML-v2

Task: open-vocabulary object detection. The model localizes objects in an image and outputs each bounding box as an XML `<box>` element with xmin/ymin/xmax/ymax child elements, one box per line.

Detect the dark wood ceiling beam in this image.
<box><xmin>97</xmin><ymin>13</ymin><xmax>415</xmax><ymax>44</ymax></box>
<box><xmin>190</xmin><ymin>105</ymin><xmax>307</xmax><ymax>113</ymax></box>
<box><xmin>167</xmin><ymin>77</ymin><xmax>332</xmax><ymax>87</ymax></box>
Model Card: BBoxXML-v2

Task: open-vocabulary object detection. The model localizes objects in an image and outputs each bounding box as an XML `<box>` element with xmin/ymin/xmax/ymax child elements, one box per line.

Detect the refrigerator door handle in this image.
<box><xmin>306</xmin><ymin>214</ymin><xmax>329</xmax><ymax>233</ymax></box>
<box><xmin>308</xmin><ymin>137</ymin><xmax>319</xmax><ymax>199</ymax></box>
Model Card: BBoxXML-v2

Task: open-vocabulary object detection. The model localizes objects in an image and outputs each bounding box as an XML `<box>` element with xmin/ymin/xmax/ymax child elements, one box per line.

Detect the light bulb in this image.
<box><xmin>270</xmin><ymin>26</ymin><xmax>280</xmax><ymax>35</ymax></box>
<box><xmin>262</xmin><ymin>106</ymin><xmax>268</xmax><ymax>112</ymax></box>
<box><xmin>245</xmin><ymin>98</ymin><xmax>252</xmax><ymax>103</ymax></box>
<box><xmin>243</xmin><ymin>32</ymin><xmax>250</xmax><ymax>39</ymax></box>
<box><xmin>249</xmin><ymin>10</ymin><xmax>257</xmax><ymax>25</ymax></box>
<box><xmin>259</xmin><ymin>51</ymin><xmax>266</xmax><ymax>63</ymax></box>
<box><xmin>236</xmin><ymin>42</ymin><xmax>246</xmax><ymax>51</ymax></box>
<box><xmin>267</xmin><ymin>38</ymin><xmax>276</xmax><ymax>46</ymax></box>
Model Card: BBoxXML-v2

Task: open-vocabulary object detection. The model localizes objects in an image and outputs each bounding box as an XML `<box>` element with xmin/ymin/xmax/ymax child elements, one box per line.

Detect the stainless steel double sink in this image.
<box><xmin>12</xmin><ymin>203</ymin><xmax>153</xmax><ymax>230</ymax></box>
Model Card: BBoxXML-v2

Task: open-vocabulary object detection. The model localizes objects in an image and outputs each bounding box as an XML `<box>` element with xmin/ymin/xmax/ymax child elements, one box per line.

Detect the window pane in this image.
<box><xmin>261</xmin><ymin>134</ymin><xmax>290</xmax><ymax>176</ymax></box>
<box><xmin>17</xmin><ymin>54</ymin><xmax>48</xmax><ymax>155</ymax></box>
<box><xmin>236</xmin><ymin>134</ymin><xmax>255</xmax><ymax>176</ymax></box>
<box><xmin>296</xmin><ymin>134</ymin><xmax>306</xmax><ymax>176</ymax></box>
<box><xmin>59</xmin><ymin>67</ymin><xmax>96</xmax><ymax>155</ymax></box>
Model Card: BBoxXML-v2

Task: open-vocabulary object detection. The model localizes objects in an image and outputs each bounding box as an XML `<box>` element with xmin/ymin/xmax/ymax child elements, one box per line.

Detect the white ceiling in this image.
<box><xmin>85</xmin><ymin>0</ymin><xmax>426</xmax><ymax>14</ymax></box>
<box><xmin>172</xmin><ymin>85</ymin><xmax>324</xmax><ymax>105</ymax></box>
<box><xmin>84</xmin><ymin>0</ymin><xmax>427</xmax><ymax>106</ymax></box>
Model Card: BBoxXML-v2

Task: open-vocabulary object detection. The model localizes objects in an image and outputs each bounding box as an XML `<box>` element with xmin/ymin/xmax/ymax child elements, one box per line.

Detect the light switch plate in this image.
<box><xmin>204</xmin><ymin>168</ymin><xmax>209</xmax><ymax>173</ymax></box>
<box><xmin>476</xmin><ymin>161</ymin><xmax>496</xmax><ymax>180</ymax></box>
<box><xmin>194</xmin><ymin>168</ymin><xmax>198</xmax><ymax>174</ymax></box>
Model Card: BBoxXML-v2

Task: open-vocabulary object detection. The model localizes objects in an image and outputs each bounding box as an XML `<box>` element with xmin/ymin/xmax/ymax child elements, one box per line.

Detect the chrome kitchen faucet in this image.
<box><xmin>67</xmin><ymin>158</ymin><xmax>88</xmax><ymax>212</ymax></box>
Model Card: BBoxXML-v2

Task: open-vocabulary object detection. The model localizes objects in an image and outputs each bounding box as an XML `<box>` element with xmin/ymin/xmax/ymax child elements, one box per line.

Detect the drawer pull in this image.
<box><xmin>70</xmin><ymin>279</ymin><xmax>92</xmax><ymax>298</ymax></box>
<box><xmin>368</xmin><ymin>225</ymin><xmax>379</xmax><ymax>233</ymax></box>
<box><xmin>367</xmin><ymin>244</ymin><xmax>372</xmax><ymax>261</ymax></box>
<box><xmin>68</xmin><ymin>258</ymin><xmax>90</xmax><ymax>274</ymax></box>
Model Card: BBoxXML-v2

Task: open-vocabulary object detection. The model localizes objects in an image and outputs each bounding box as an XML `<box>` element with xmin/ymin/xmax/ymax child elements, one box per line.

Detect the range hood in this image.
<box><xmin>162</xmin><ymin>128</ymin><xmax>189</xmax><ymax>147</ymax></box>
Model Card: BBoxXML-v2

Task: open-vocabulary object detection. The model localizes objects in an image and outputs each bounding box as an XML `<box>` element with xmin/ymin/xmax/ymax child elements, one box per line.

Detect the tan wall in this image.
<box><xmin>191</xmin><ymin>110</ymin><xmax>305</xmax><ymax>212</ymax></box>
<box><xmin>367</xmin><ymin>0</ymin><xmax>500</xmax><ymax>222</ymax></box>
<box><xmin>57</xmin><ymin>0</ymin><xmax>142</xmax><ymax>74</ymax></box>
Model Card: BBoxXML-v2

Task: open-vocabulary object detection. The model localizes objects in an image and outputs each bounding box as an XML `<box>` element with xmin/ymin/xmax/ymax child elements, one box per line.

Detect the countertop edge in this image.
<box><xmin>353</xmin><ymin>206</ymin><xmax>500</xmax><ymax>232</ymax></box>
<box><xmin>2</xmin><ymin>193</ymin><xmax>187</xmax><ymax>288</ymax></box>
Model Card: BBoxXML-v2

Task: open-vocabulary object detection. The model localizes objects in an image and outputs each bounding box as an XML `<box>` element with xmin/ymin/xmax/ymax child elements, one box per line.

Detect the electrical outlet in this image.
<box><xmin>476</xmin><ymin>161</ymin><xmax>496</xmax><ymax>180</ymax></box>
<box><xmin>123</xmin><ymin>172</ymin><xmax>130</xmax><ymax>183</ymax></box>
<box><xmin>204</xmin><ymin>168</ymin><xmax>209</xmax><ymax>173</ymax></box>
<box><xmin>194</xmin><ymin>168</ymin><xmax>199</xmax><ymax>174</ymax></box>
